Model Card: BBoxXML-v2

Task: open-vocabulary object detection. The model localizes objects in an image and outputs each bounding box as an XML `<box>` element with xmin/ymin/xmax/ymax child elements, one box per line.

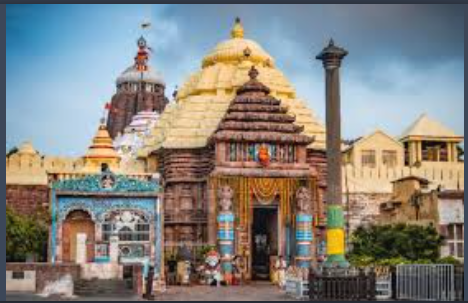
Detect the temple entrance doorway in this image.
<box><xmin>62</xmin><ymin>210</ymin><xmax>95</xmax><ymax>263</ymax></box>
<box><xmin>251</xmin><ymin>206</ymin><xmax>278</xmax><ymax>280</ymax></box>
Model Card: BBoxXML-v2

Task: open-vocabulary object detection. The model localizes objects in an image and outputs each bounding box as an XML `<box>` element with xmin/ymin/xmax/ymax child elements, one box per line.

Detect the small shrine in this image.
<box><xmin>48</xmin><ymin>123</ymin><xmax>164</xmax><ymax>281</ymax></box>
<box><xmin>208</xmin><ymin>66</ymin><xmax>317</xmax><ymax>280</ymax></box>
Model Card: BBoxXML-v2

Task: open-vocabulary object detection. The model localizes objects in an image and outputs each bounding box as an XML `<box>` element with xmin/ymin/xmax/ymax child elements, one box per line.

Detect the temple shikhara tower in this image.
<box><xmin>107</xmin><ymin>36</ymin><xmax>169</xmax><ymax>139</ymax></box>
<box><xmin>141</xmin><ymin>18</ymin><xmax>329</xmax><ymax>278</ymax></box>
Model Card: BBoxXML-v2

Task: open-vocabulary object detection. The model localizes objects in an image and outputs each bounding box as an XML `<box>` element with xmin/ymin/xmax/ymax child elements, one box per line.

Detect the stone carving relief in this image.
<box><xmin>218</xmin><ymin>186</ymin><xmax>234</xmax><ymax>213</ymax></box>
<box><xmin>296</xmin><ymin>187</ymin><xmax>312</xmax><ymax>214</ymax></box>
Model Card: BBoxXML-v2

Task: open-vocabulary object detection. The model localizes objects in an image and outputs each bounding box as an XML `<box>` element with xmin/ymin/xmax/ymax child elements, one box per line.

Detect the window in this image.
<box><xmin>12</xmin><ymin>272</ymin><xmax>25</xmax><ymax>280</ymax></box>
<box><xmin>361</xmin><ymin>150</ymin><xmax>376</xmax><ymax>168</ymax></box>
<box><xmin>102</xmin><ymin>210</ymin><xmax>150</xmax><ymax>243</ymax></box>
<box><xmin>447</xmin><ymin>224</ymin><xmax>464</xmax><ymax>259</ymax></box>
<box><xmin>382</xmin><ymin>150</ymin><xmax>398</xmax><ymax>168</ymax></box>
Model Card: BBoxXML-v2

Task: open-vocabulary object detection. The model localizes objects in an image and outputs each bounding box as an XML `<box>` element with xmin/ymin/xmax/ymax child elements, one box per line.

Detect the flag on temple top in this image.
<box><xmin>141</xmin><ymin>22</ymin><xmax>151</xmax><ymax>29</ymax></box>
<box><xmin>105</xmin><ymin>103</ymin><xmax>111</xmax><ymax>110</ymax></box>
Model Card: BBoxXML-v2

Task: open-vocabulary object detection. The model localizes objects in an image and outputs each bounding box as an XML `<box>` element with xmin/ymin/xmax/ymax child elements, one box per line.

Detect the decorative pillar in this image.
<box><xmin>416</xmin><ymin>141</ymin><xmax>422</xmax><ymax>163</ymax></box>
<box><xmin>153</xmin><ymin>196</ymin><xmax>166</xmax><ymax>293</ymax></box>
<box><xmin>447</xmin><ymin>143</ymin><xmax>453</xmax><ymax>162</ymax></box>
<box><xmin>295</xmin><ymin>187</ymin><xmax>313</xmax><ymax>269</ymax></box>
<box><xmin>50</xmin><ymin>189</ymin><xmax>57</xmax><ymax>264</ymax></box>
<box><xmin>208</xmin><ymin>179</ymin><xmax>218</xmax><ymax>246</ymax></box>
<box><xmin>76</xmin><ymin>233</ymin><xmax>88</xmax><ymax>265</ymax></box>
<box><xmin>109</xmin><ymin>235</ymin><xmax>119</xmax><ymax>264</ymax></box>
<box><xmin>217</xmin><ymin>186</ymin><xmax>235</xmax><ymax>284</ymax></box>
<box><xmin>316</xmin><ymin>39</ymin><xmax>349</xmax><ymax>268</ymax></box>
<box><xmin>154</xmin><ymin>197</ymin><xmax>163</xmax><ymax>278</ymax></box>
<box><xmin>452</xmin><ymin>143</ymin><xmax>459</xmax><ymax>163</ymax></box>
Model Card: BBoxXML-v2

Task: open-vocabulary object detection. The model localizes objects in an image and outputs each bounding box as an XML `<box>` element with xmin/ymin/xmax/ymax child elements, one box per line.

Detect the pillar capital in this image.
<box><xmin>316</xmin><ymin>39</ymin><xmax>348</xmax><ymax>70</ymax></box>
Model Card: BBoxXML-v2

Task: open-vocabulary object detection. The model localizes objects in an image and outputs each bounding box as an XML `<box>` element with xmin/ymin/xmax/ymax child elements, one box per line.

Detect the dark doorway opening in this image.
<box><xmin>252</xmin><ymin>207</ymin><xmax>278</xmax><ymax>280</ymax></box>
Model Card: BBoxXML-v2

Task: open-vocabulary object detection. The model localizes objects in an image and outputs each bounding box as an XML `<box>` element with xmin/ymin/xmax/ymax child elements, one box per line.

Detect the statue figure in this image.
<box><xmin>101</xmin><ymin>174</ymin><xmax>115</xmax><ymax>189</ymax></box>
<box><xmin>218</xmin><ymin>185</ymin><xmax>234</xmax><ymax>213</ymax></box>
<box><xmin>296</xmin><ymin>187</ymin><xmax>312</xmax><ymax>214</ymax></box>
<box><xmin>203</xmin><ymin>249</ymin><xmax>222</xmax><ymax>287</ymax></box>
<box><xmin>258</xmin><ymin>145</ymin><xmax>270</xmax><ymax>167</ymax></box>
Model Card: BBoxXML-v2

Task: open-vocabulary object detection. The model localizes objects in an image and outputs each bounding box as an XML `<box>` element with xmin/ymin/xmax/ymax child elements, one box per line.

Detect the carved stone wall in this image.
<box><xmin>107</xmin><ymin>90</ymin><xmax>169</xmax><ymax>139</ymax></box>
<box><xmin>156</xmin><ymin>147</ymin><xmax>213</xmax><ymax>250</ymax></box>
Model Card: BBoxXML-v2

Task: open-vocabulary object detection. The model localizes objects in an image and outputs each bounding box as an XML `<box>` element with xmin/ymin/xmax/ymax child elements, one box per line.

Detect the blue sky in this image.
<box><xmin>6</xmin><ymin>4</ymin><xmax>464</xmax><ymax>156</ymax></box>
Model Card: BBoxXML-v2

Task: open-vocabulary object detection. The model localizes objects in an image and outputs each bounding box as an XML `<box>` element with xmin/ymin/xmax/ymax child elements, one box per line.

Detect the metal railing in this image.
<box><xmin>396</xmin><ymin>264</ymin><xmax>456</xmax><ymax>301</ymax></box>
<box><xmin>309</xmin><ymin>268</ymin><xmax>376</xmax><ymax>301</ymax></box>
<box><xmin>454</xmin><ymin>265</ymin><xmax>464</xmax><ymax>301</ymax></box>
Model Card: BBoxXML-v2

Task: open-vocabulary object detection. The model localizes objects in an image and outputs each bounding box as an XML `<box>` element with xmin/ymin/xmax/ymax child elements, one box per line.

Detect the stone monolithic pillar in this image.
<box><xmin>316</xmin><ymin>39</ymin><xmax>349</xmax><ymax>268</ymax></box>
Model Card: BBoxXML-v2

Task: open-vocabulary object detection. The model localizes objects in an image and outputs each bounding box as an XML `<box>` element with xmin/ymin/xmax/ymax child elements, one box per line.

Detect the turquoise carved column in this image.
<box><xmin>217</xmin><ymin>186</ymin><xmax>235</xmax><ymax>284</ymax></box>
<box><xmin>295</xmin><ymin>187</ymin><xmax>313</xmax><ymax>268</ymax></box>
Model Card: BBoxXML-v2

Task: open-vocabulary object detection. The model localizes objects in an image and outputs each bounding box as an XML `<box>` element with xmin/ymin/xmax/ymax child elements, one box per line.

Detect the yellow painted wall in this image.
<box><xmin>348</xmin><ymin>131</ymin><xmax>405</xmax><ymax>169</ymax></box>
<box><xmin>6</xmin><ymin>152</ymin><xmax>148</xmax><ymax>185</ymax></box>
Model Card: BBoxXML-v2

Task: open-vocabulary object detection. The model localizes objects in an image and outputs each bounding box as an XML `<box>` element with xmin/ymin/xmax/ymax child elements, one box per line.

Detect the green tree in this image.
<box><xmin>6</xmin><ymin>146</ymin><xmax>18</xmax><ymax>157</ymax></box>
<box><xmin>349</xmin><ymin>224</ymin><xmax>444</xmax><ymax>266</ymax></box>
<box><xmin>6</xmin><ymin>207</ymin><xmax>48</xmax><ymax>262</ymax></box>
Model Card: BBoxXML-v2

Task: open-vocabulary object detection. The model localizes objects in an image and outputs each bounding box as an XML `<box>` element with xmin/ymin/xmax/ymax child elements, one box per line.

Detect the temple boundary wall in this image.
<box><xmin>342</xmin><ymin>163</ymin><xmax>464</xmax><ymax>194</ymax></box>
<box><xmin>6</xmin><ymin>153</ymin><xmax>148</xmax><ymax>185</ymax></box>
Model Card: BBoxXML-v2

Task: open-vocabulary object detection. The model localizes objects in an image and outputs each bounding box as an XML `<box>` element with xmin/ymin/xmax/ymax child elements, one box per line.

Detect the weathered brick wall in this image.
<box><xmin>6</xmin><ymin>185</ymin><xmax>49</xmax><ymax>217</ymax></box>
<box><xmin>346</xmin><ymin>192</ymin><xmax>393</xmax><ymax>232</ymax></box>
<box><xmin>6</xmin><ymin>263</ymin><xmax>80</xmax><ymax>293</ymax></box>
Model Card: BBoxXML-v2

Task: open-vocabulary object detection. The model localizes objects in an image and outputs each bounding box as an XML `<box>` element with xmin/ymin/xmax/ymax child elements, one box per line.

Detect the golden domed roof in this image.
<box><xmin>202</xmin><ymin>18</ymin><xmax>274</xmax><ymax>68</ymax></box>
<box><xmin>142</xmin><ymin>19</ymin><xmax>326</xmax><ymax>154</ymax></box>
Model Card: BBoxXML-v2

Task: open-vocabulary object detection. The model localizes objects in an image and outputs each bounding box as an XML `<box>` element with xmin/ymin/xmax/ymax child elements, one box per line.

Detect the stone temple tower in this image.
<box><xmin>107</xmin><ymin>36</ymin><xmax>169</xmax><ymax>139</ymax></box>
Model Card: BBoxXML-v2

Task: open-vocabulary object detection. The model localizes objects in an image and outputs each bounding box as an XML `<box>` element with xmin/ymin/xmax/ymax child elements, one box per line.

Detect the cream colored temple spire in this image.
<box><xmin>83</xmin><ymin>122</ymin><xmax>121</xmax><ymax>173</ymax></box>
<box><xmin>141</xmin><ymin>18</ymin><xmax>326</xmax><ymax>154</ymax></box>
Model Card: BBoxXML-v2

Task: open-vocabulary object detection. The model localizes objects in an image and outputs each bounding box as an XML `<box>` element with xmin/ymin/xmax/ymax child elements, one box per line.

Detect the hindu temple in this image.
<box><xmin>5</xmin><ymin>16</ymin><xmax>464</xmax><ymax>298</ymax></box>
<box><xmin>141</xmin><ymin>18</ymin><xmax>329</xmax><ymax>279</ymax></box>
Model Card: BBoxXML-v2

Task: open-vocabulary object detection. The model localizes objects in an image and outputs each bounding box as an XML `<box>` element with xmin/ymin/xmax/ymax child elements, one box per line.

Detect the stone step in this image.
<box><xmin>74</xmin><ymin>279</ymin><xmax>135</xmax><ymax>298</ymax></box>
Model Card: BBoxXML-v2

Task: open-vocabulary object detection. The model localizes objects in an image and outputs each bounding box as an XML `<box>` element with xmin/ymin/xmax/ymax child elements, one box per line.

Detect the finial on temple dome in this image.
<box><xmin>243</xmin><ymin>47</ymin><xmax>252</xmax><ymax>58</ymax></box>
<box><xmin>231</xmin><ymin>17</ymin><xmax>244</xmax><ymax>39</ymax></box>
<box><xmin>248</xmin><ymin>65</ymin><xmax>259</xmax><ymax>80</ymax></box>
<box><xmin>135</xmin><ymin>36</ymin><xmax>149</xmax><ymax>72</ymax></box>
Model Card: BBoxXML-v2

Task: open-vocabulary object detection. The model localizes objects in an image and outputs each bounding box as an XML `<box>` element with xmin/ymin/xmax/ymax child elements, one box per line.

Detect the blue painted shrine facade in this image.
<box><xmin>50</xmin><ymin>172</ymin><xmax>163</xmax><ymax>276</ymax></box>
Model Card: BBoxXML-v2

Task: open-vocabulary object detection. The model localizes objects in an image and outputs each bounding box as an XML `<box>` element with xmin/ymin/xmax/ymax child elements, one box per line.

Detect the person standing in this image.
<box><xmin>275</xmin><ymin>256</ymin><xmax>287</xmax><ymax>289</ymax></box>
<box><xmin>167</xmin><ymin>256</ymin><xmax>177</xmax><ymax>286</ymax></box>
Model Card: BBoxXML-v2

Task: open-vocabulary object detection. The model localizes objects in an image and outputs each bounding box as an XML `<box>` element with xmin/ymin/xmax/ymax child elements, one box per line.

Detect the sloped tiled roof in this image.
<box><xmin>400</xmin><ymin>114</ymin><xmax>463</xmax><ymax>141</ymax></box>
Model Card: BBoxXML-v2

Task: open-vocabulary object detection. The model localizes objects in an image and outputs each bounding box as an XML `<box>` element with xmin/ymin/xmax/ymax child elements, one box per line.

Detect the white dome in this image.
<box><xmin>116</xmin><ymin>65</ymin><xmax>165</xmax><ymax>86</ymax></box>
<box><xmin>115</xmin><ymin>111</ymin><xmax>161</xmax><ymax>160</ymax></box>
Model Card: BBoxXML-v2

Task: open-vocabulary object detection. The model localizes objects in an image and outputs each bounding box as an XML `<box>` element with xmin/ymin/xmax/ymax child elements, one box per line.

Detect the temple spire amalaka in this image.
<box><xmin>231</xmin><ymin>17</ymin><xmax>244</xmax><ymax>39</ymax></box>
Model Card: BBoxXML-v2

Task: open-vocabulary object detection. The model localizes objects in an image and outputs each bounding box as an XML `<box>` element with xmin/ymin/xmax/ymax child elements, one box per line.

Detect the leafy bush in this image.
<box><xmin>6</xmin><ymin>207</ymin><xmax>48</xmax><ymax>262</ymax></box>
<box><xmin>436</xmin><ymin>256</ymin><xmax>462</xmax><ymax>266</ymax></box>
<box><xmin>349</xmin><ymin>224</ymin><xmax>444</xmax><ymax>267</ymax></box>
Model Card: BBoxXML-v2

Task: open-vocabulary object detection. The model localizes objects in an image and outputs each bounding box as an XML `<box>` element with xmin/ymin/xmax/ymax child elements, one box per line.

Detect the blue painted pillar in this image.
<box><xmin>217</xmin><ymin>212</ymin><xmax>235</xmax><ymax>283</ymax></box>
<box><xmin>295</xmin><ymin>213</ymin><xmax>313</xmax><ymax>268</ymax></box>
<box><xmin>51</xmin><ymin>189</ymin><xmax>57</xmax><ymax>264</ymax></box>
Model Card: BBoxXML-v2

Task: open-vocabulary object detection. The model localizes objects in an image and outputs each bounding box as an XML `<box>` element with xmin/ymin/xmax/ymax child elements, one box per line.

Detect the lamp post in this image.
<box><xmin>316</xmin><ymin>39</ymin><xmax>349</xmax><ymax>268</ymax></box>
